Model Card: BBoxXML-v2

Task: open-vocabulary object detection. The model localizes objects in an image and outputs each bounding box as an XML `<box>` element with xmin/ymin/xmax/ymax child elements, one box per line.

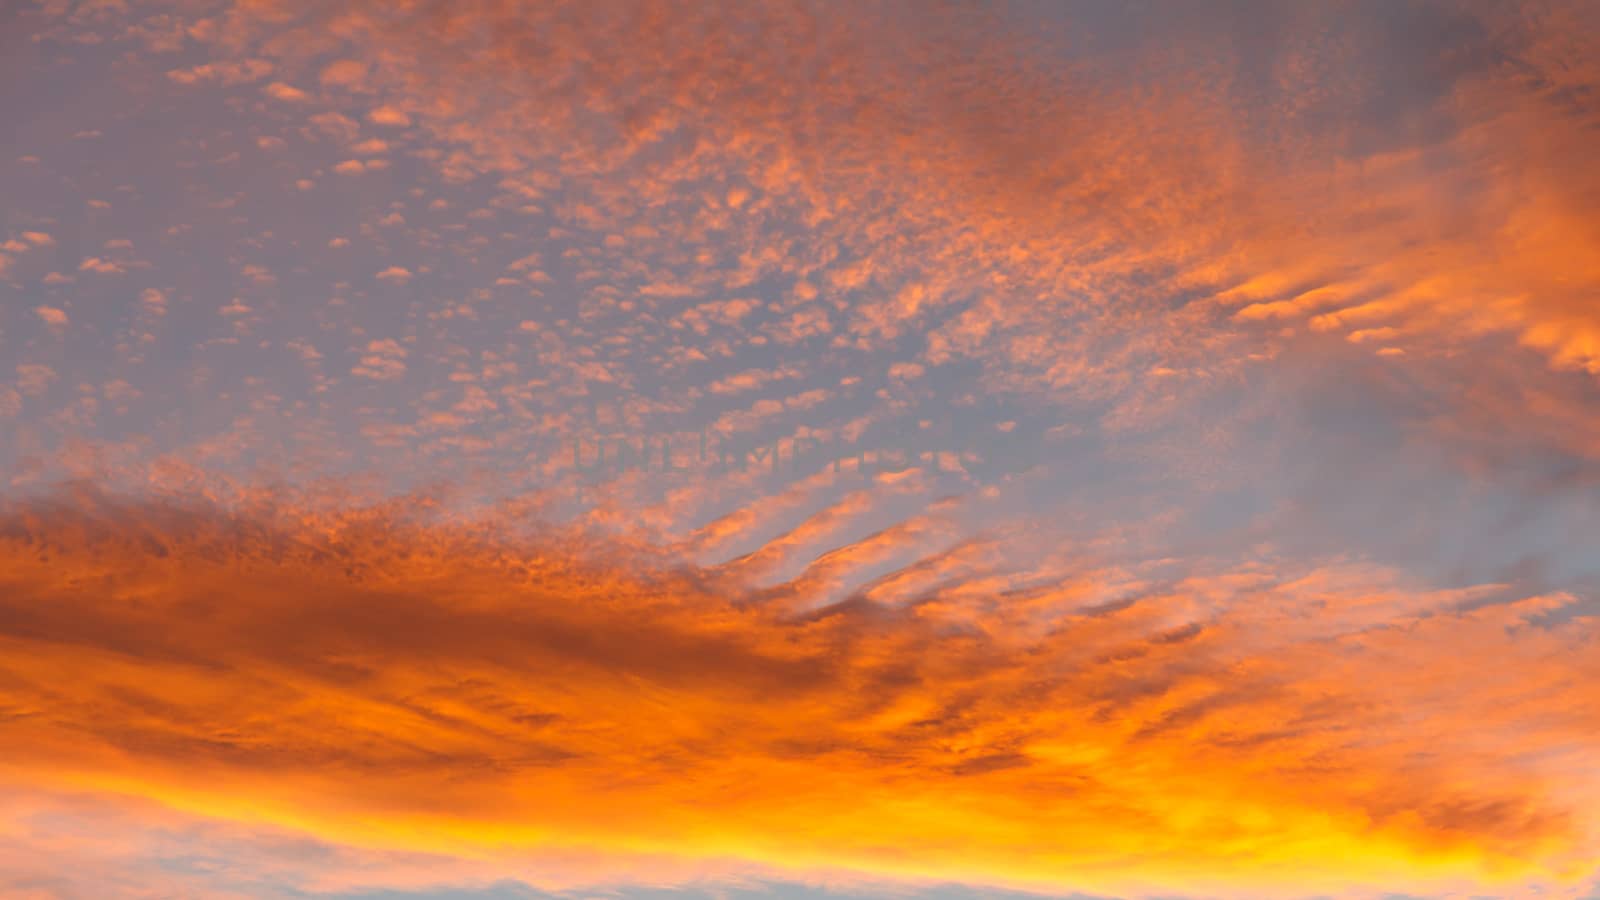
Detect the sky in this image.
<box><xmin>1</xmin><ymin>0</ymin><xmax>1599</xmax><ymax>898</ymax></box>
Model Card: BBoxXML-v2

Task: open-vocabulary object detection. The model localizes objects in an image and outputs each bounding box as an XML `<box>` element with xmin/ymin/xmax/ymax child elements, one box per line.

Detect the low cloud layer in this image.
<box><xmin>1</xmin><ymin>487</ymin><xmax>1596</xmax><ymax>897</ymax></box>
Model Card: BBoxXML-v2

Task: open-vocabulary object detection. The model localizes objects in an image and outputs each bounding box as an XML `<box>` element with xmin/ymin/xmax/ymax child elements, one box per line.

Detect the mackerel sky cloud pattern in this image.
<box><xmin>2</xmin><ymin>1</ymin><xmax>1600</xmax><ymax>898</ymax></box>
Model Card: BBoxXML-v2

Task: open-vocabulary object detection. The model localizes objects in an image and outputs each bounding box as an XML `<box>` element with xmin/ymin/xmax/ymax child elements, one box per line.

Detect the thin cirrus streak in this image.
<box><xmin>3</xmin><ymin>0</ymin><xmax>1600</xmax><ymax>898</ymax></box>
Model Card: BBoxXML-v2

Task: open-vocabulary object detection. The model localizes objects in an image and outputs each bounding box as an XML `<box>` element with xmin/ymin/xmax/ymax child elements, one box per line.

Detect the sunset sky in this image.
<box><xmin>3</xmin><ymin>1</ymin><xmax>1600</xmax><ymax>898</ymax></box>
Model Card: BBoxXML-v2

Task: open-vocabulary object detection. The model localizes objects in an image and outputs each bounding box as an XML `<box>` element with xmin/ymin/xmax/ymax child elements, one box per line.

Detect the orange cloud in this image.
<box><xmin>367</xmin><ymin>105</ymin><xmax>411</xmax><ymax>126</ymax></box>
<box><xmin>34</xmin><ymin>306</ymin><xmax>69</xmax><ymax>327</ymax></box>
<box><xmin>0</xmin><ymin>487</ymin><xmax>1595</xmax><ymax>897</ymax></box>
<box><xmin>155</xmin><ymin>0</ymin><xmax>1594</xmax><ymax>462</ymax></box>
<box><xmin>261</xmin><ymin>81</ymin><xmax>309</xmax><ymax>103</ymax></box>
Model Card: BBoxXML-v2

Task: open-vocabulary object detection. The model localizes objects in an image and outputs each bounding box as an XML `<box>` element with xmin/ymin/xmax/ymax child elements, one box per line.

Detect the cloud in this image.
<box><xmin>351</xmin><ymin>337</ymin><xmax>409</xmax><ymax>380</ymax></box>
<box><xmin>309</xmin><ymin>111</ymin><xmax>361</xmax><ymax>141</ymax></box>
<box><xmin>0</xmin><ymin>488</ymin><xmax>1594</xmax><ymax>898</ymax></box>
<box><xmin>167</xmin><ymin>59</ymin><xmax>274</xmax><ymax>85</ymax></box>
<box><xmin>262</xmin><ymin>81</ymin><xmax>309</xmax><ymax>102</ymax></box>
<box><xmin>34</xmin><ymin>306</ymin><xmax>68</xmax><ymax>327</ymax></box>
<box><xmin>7</xmin><ymin>4</ymin><xmax>1600</xmax><ymax>896</ymax></box>
<box><xmin>319</xmin><ymin>59</ymin><xmax>367</xmax><ymax>88</ymax></box>
<box><xmin>15</xmin><ymin>364</ymin><xmax>57</xmax><ymax>394</ymax></box>
<box><xmin>189</xmin><ymin>0</ymin><xmax>1597</xmax><ymax>397</ymax></box>
<box><xmin>77</xmin><ymin>257</ymin><xmax>123</xmax><ymax>274</ymax></box>
<box><xmin>368</xmin><ymin>105</ymin><xmax>411</xmax><ymax>126</ymax></box>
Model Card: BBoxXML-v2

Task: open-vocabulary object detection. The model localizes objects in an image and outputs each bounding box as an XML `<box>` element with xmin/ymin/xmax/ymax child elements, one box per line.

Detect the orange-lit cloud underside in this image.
<box><xmin>2</xmin><ymin>490</ymin><xmax>1596</xmax><ymax>898</ymax></box>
